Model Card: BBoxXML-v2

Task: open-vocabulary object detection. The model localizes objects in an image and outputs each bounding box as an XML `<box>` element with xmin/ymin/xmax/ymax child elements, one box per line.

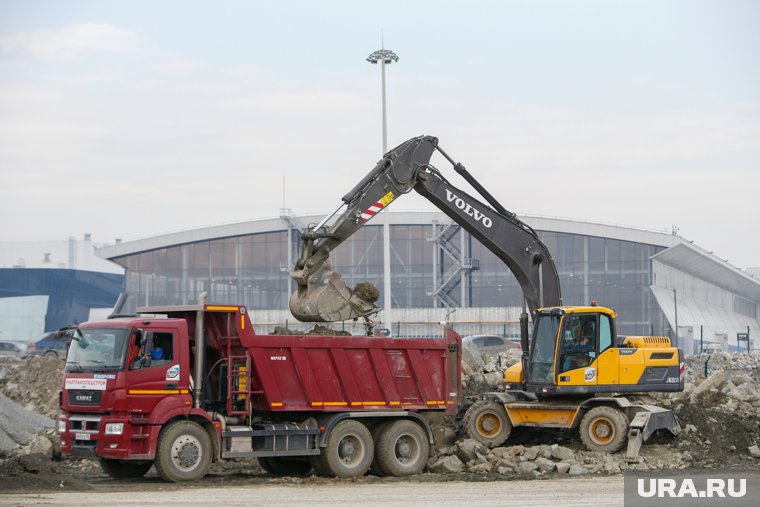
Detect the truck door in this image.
<box><xmin>126</xmin><ymin>328</ymin><xmax>190</xmax><ymax>417</ymax></box>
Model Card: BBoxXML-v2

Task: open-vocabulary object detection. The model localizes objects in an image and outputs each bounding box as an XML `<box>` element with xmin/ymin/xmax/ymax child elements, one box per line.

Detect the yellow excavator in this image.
<box><xmin>289</xmin><ymin>135</ymin><xmax>682</xmax><ymax>460</ymax></box>
<box><xmin>465</xmin><ymin>304</ymin><xmax>682</xmax><ymax>460</ymax></box>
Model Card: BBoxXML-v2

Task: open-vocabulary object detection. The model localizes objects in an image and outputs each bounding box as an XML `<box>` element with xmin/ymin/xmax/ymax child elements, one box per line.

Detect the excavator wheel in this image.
<box><xmin>579</xmin><ymin>406</ymin><xmax>629</xmax><ymax>453</ymax></box>
<box><xmin>463</xmin><ymin>400</ymin><xmax>511</xmax><ymax>448</ymax></box>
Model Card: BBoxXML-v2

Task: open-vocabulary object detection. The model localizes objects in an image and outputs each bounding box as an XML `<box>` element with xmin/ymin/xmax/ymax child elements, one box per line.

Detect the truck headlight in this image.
<box><xmin>105</xmin><ymin>423</ymin><xmax>124</xmax><ymax>435</ymax></box>
<box><xmin>58</xmin><ymin>419</ymin><xmax>66</xmax><ymax>433</ymax></box>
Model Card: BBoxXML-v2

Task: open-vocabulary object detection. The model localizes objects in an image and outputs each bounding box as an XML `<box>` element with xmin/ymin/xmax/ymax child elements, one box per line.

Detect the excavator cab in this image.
<box><xmin>513</xmin><ymin>306</ymin><xmax>615</xmax><ymax>392</ymax></box>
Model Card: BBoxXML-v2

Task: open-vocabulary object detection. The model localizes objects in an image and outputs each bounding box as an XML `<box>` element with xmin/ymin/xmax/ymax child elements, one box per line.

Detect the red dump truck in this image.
<box><xmin>58</xmin><ymin>304</ymin><xmax>461</xmax><ymax>482</ymax></box>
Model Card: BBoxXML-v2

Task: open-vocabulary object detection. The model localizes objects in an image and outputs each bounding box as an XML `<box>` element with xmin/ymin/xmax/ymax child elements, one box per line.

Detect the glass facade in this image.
<box><xmin>0</xmin><ymin>268</ymin><xmax>124</xmax><ymax>332</ymax></box>
<box><xmin>113</xmin><ymin>221</ymin><xmax>664</xmax><ymax>335</ymax></box>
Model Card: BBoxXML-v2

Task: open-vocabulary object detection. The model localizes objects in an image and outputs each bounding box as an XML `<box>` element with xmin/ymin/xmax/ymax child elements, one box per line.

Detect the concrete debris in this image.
<box><xmin>353</xmin><ymin>282</ymin><xmax>380</xmax><ymax>304</ymax></box>
<box><xmin>429</xmin><ymin>455</ymin><xmax>465</xmax><ymax>474</ymax></box>
<box><xmin>462</xmin><ymin>347</ymin><xmax>522</xmax><ymax>396</ymax></box>
<box><xmin>748</xmin><ymin>445</ymin><xmax>760</xmax><ymax>458</ymax></box>
<box><xmin>455</xmin><ymin>439</ymin><xmax>486</xmax><ymax>463</ymax></box>
<box><xmin>272</xmin><ymin>325</ymin><xmax>352</xmax><ymax>336</ymax></box>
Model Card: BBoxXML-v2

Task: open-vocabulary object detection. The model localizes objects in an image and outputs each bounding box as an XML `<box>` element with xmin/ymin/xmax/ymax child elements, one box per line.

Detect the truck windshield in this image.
<box><xmin>65</xmin><ymin>328</ymin><xmax>130</xmax><ymax>373</ymax></box>
<box><xmin>528</xmin><ymin>313</ymin><xmax>560</xmax><ymax>384</ymax></box>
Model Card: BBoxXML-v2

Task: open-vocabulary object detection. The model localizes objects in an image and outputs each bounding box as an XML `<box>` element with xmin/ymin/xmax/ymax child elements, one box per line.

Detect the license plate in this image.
<box><xmin>75</xmin><ymin>432</ymin><xmax>91</xmax><ymax>441</ymax></box>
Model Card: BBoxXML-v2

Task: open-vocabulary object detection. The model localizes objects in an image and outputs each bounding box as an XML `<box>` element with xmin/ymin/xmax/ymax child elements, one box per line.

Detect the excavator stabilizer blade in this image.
<box><xmin>289</xmin><ymin>270</ymin><xmax>379</xmax><ymax>322</ymax></box>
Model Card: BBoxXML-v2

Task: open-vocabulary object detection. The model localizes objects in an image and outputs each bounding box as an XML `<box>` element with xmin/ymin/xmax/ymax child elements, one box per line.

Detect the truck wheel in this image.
<box><xmin>579</xmin><ymin>406</ymin><xmax>629</xmax><ymax>453</ymax></box>
<box><xmin>319</xmin><ymin>419</ymin><xmax>374</xmax><ymax>478</ymax></box>
<box><xmin>99</xmin><ymin>458</ymin><xmax>153</xmax><ymax>479</ymax></box>
<box><xmin>463</xmin><ymin>400</ymin><xmax>511</xmax><ymax>447</ymax></box>
<box><xmin>375</xmin><ymin>420</ymin><xmax>429</xmax><ymax>477</ymax></box>
<box><xmin>259</xmin><ymin>457</ymin><xmax>312</xmax><ymax>476</ymax></box>
<box><xmin>309</xmin><ymin>453</ymin><xmax>333</xmax><ymax>477</ymax></box>
<box><xmin>154</xmin><ymin>420</ymin><xmax>212</xmax><ymax>482</ymax></box>
<box><xmin>369</xmin><ymin>421</ymin><xmax>392</xmax><ymax>476</ymax></box>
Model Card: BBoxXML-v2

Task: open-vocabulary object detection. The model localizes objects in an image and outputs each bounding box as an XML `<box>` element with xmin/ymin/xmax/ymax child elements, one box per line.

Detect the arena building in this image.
<box><xmin>96</xmin><ymin>211</ymin><xmax>760</xmax><ymax>355</ymax></box>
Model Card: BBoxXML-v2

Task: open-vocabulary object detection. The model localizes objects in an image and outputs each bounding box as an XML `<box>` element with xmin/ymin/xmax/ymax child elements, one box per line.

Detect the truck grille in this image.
<box><xmin>69</xmin><ymin>415</ymin><xmax>102</xmax><ymax>433</ymax></box>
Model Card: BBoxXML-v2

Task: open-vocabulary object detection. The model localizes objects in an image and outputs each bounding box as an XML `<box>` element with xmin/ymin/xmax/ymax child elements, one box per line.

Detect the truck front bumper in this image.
<box><xmin>59</xmin><ymin>414</ymin><xmax>157</xmax><ymax>460</ymax></box>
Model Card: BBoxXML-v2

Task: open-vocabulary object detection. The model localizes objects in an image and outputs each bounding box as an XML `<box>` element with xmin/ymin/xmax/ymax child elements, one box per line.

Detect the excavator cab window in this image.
<box><xmin>528</xmin><ymin>312</ymin><xmax>560</xmax><ymax>384</ymax></box>
<box><xmin>559</xmin><ymin>314</ymin><xmax>597</xmax><ymax>373</ymax></box>
<box><xmin>599</xmin><ymin>314</ymin><xmax>613</xmax><ymax>353</ymax></box>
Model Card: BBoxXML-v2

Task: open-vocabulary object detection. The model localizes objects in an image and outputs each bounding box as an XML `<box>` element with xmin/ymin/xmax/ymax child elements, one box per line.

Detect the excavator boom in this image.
<box><xmin>289</xmin><ymin>135</ymin><xmax>561</xmax><ymax>322</ymax></box>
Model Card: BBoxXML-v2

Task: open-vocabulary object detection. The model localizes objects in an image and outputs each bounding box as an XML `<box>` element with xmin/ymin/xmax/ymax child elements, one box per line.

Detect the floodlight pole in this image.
<box><xmin>367</xmin><ymin>47</ymin><xmax>398</xmax><ymax>336</ymax></box>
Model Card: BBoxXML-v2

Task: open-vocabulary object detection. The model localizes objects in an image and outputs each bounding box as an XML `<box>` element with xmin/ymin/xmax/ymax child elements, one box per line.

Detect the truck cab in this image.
<box><xmin>60</xmin><ymin>317</ymin><xmax>193</xmax><ymax>461</ymax></box>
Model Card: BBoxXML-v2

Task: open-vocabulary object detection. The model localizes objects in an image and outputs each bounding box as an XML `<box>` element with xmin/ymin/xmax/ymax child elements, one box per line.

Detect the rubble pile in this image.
<box><xmin>0</xmin><ymin>392</ymin><xmax>56</xmax><ymax>457</ymax></box>
<box><xmin>462</xmin><ymin>347</ymin><xmax>522</xmax><ymax>396</ymax></box>
<box><xmin>654</xmin><ymin>352</ymin><xmax>760</xmax><ymax>468</ymax></box>
<box><xmin>0</xmin><ymin>356</ymin><xmax>65</xmax><ymax>418</ymax></box>
<box><xmin>428</xmin><ymin>439</ymin><xmax>688</xmax><ymax>477</ymax></box>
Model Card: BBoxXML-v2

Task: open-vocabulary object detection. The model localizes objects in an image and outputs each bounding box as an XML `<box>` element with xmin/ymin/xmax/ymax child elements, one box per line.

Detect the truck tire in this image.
<box><xmin>99</xmin><ymin>458</ymin><xmax>153</xmax><ymax>479</ymax></box>
<box><xmin>317</xmin><ymin>419</ymin><xmax>374</xmax><ymax>478</ymax></box>
<box><xmin>375</xmin><ymin>420</ymin><xmax>429</xmax><ymax>477</ymax></box>
<box><xmin>463</xmin><ymin>400</ymin><xmax>511</xmax><ymax>447</ymax></box>
<box><xmin>369</xmin><ymin>421</ymin><xmax>392</xmax><ymax>476</ymax></box>
<box><xmin>579</xmin><ymin>406</ymin><xmax>629</xmax><ymax>453</ymax></box>
<box><xmin>154</xmin><ymin>420</ymin><xmax>212</xmax><ymax>482</ymax></box>
<box><xmin>258</xmin><ymin>457</ymin><xmax>277</xmax><ymax>474</ymax></box>
<box><xmin>259</xmin><ymin>457</ymin><xmax>312</xmax><ymax>476</ymax></box>
<box><xmin>309</xmin><ymin>453</ymin><xmax>333</xmax><ymax>477</ymax></box>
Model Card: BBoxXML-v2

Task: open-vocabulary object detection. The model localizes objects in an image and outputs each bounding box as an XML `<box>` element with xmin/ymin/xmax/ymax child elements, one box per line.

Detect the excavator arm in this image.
<box><xmin>289</xmin><ymin>135</ymin><xmax>562</xmax><ymax>322</ymax></box>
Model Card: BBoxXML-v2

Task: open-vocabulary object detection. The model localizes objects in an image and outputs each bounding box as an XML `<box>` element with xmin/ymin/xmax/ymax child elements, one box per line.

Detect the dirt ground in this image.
<box><xmin>1</xmin><ymin>352</ymin><xmax>758</xmax><ymax>496</ymax></box>
<box><xmin>0</xmin><ymin>476</ymin><xmax>626</xmax><ymax>507</ymax></box>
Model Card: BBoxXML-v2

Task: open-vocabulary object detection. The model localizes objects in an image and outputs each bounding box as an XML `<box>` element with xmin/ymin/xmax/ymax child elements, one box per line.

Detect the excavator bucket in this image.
<box><xmin>289</xmin><ymin>267</ymin><xmax>379</xmax><ymax>322</ymax></box>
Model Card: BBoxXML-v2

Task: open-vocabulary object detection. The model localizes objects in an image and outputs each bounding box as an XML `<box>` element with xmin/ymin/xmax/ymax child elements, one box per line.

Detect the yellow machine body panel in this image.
<box><xmin>503</xmin><ymin>403</ymin><xmax>582</xmax><ymax>428</ymax></box>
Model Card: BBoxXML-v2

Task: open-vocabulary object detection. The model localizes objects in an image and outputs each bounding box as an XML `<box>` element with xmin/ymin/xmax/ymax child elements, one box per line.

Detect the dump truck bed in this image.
<box><xmin>241</xmin><ymin>329</ymin><xmax>461</xmax><ymax>414</ymax></box>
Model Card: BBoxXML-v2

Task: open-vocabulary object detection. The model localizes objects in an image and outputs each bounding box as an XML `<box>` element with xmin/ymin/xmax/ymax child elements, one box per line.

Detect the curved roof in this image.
<box><xmin>652</xmin><ymin>242</ymin><xmax>760</xmax><ymax>301</ymax></box>
<box><xmin>96</xmin><ymin>211</ymin><xmax>681</xmax><ymax>261</ymax></box>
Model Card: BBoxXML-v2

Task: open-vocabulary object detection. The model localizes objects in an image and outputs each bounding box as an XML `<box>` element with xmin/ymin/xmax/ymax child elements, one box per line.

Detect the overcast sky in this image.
<box><xmin>1</xmin><ymin>0</ymin><xmax>758</xmax><ymax>268</ymax></box>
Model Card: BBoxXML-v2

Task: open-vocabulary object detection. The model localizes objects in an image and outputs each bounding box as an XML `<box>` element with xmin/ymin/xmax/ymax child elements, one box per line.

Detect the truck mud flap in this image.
<box><xmin>625</xmin><ymin>405</ymin><xmax>681</xmax><ymax>463</ymax></box>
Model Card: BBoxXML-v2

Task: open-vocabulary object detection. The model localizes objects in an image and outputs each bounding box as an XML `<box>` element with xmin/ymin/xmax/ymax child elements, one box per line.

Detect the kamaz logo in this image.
<box><xmin>76</xmin><ymin>393</ymin><xmax>93</xmax><ymax>402</ymax></box>
<box><xmin>445</xmin><ymin>189</ymin><xmax>493</xmax><ymax>228</ymax></box>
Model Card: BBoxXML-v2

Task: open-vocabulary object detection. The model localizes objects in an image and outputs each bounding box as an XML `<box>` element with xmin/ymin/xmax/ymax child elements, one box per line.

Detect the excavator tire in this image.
<box><xmin>579</xmin><ymin>406</ymin><xmax>629</xmax><ymax>453</ymax></box>
<box><xmin>463</xmin><ymin>400</ymin><xmax>511</xmax><ymax>448</ymax></box>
